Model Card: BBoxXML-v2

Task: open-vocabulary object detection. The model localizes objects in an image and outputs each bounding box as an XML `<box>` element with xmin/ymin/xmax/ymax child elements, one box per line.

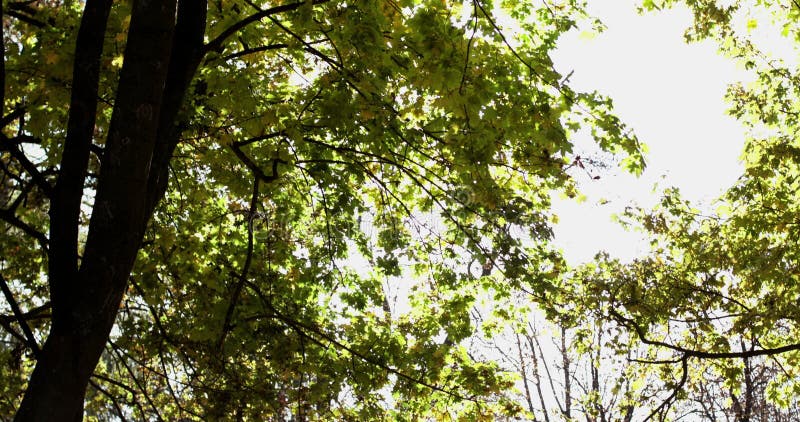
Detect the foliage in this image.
<box><xmin>556</xmin><ymin>0</ymin><xmax>800</xmax><ymax>419</ymax></box>
<box><xmin>0</xmin><ymin>0</ymin><xmax>644</xmax><ymax>419</ymax></box>
<box><xmin>7</xmin><ymin>0</ymin><xmax>800</xmax><ymax>419</ymax></box>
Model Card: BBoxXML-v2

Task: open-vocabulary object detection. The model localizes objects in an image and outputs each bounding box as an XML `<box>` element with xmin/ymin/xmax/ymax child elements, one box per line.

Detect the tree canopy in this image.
<box><xmin>0</xmin><ymin>0</ymin><xmax>645</xmax><ymax>420</ymax></box>
<box><xmin>2</xmin><ymin>0</ymin><xmax>800</xmax><ymax>420</ymax></box>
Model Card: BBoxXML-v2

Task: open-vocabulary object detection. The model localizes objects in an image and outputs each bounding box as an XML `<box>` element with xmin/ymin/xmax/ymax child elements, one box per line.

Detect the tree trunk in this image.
<box><xmin>14</xmin><ymin>324</ymin><xmax>118</xmax><ymax>421</ymax></box>
<box><xmin>15</xmin><ymin>0</ymin><xmax>179</xmax><ymax>419</ymax></box>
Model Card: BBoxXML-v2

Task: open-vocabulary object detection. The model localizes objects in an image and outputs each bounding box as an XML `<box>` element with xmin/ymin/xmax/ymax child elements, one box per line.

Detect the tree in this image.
<box><xmin>496</xmin><ymin>311</ymin><xmax>642</xmax><ymax>421</ymax></box>
<box><xmin>0</xmin><ymin>0</ymin><xmax>643</xmax><ymax>419</ymax></box>
<box><xmin>560</xmin><ymin>0</ymin><xmax>800</xmax><ymax>418</ymax></box>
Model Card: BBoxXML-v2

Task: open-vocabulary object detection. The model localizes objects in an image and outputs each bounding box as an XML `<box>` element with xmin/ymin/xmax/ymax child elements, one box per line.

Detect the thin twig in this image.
<box><xmin>229</xmin><ymin>143</ymin><xmax>285</xmax><ymax>184</ymax></box>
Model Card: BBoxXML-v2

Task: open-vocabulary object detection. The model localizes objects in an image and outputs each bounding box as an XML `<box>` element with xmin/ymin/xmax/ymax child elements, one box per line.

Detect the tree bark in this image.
<box><xmin>15</xmin><ymin>0</ymin><xmax>179</xmax><ymax>419</ymax></box>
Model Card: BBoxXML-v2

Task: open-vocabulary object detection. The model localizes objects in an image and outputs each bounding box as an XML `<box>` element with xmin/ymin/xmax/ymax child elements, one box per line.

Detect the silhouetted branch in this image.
<box><xmin>229</xmin><ymin>143</ymin><xmax>285</xmax><ymax>184</ymax></box>
<box><xmin>609</xmin><ymin>309</ymin><xmax>800</xmax><ymax>359</ymax></box>
<box><xmin>108</xmin><ymin>342</ymin><xmax>166</xmax><ymax>422</ymax></box>
<box><xmin>88</xmin><ymin>379</ymin><xmax>130</xmax><ymax>422</ymax></box>
<box><xmin>204</xmin><ymin>0</ymin><xmax>332</xmax><ymax>54</ymax></box>
<box><xmin>223</xmin><ymin>43</ymin><xmax>289</xmax><ymax>61</ymax></box>
<box><xmin>0</xmin><ymin>207</ymin><xmax>48</xmax><ymax>249</ymax></box>
<box><xmin>0</xmin><ymin>273</ymin><xmax>40</xmax><ymax>358</ymax></box>
<box><xmin>0</xmin><ymin>302</ymin><xmax>50</xmax><ymax>325</ymax></box>
<box><xmin>0</xmin><ymin>107</ymin><xmax>26</xmax><ymax>129</ymax></box>
<box><xmin>217</xmin><ymin>177</ymin><xmax>259</xmax><ymax>352</ymax></box>
<box><xmin>0</xmin><ymin>135</ymin><xmax>53</xmax><ymax>196</ymax></box>
<box><xmin>5</xmin><ymin>9</ymin><xmax>45</xmax><ymax>27</ymax></box>
<box><xmin>231</xmin><ymin>131</ymin><xmax>285</xmax><ymax>148</ymax></box>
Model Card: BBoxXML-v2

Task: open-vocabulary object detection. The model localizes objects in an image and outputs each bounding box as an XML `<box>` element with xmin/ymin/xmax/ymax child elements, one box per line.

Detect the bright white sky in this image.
<box><xmin>550</xmin><ymin>0</ymin><xmax>757</xmax><ymax>264</ymax></box>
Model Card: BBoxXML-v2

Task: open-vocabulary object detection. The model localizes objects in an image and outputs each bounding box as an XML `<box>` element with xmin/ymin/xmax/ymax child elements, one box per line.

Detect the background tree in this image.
<box><xmin>492</xmin><ymin>310</ymin><xmax>643</xmax><ymax>421</ymax></box>
<box><xmin>560</xmin><ymin>0</ymin><xmax>800</xmax><ymax>418</ymax></box>
<box><xmin>0</xmin><ymin>0</ymin><xmax>643</xmax><ymax>419</ymax></box>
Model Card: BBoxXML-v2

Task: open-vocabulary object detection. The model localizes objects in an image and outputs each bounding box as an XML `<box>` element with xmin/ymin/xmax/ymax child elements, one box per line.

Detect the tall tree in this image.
<box><xmin>0</xmin><ymin>0</ymin><xmax>642</xmax><ymax>419</ymax></box>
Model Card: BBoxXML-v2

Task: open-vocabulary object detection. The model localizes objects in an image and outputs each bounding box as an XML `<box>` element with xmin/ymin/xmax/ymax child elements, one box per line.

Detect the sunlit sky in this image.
<box><xmin>550</xmin><ymin>0</ymin><xmax>766</xmax><ymax>264</ymax></box>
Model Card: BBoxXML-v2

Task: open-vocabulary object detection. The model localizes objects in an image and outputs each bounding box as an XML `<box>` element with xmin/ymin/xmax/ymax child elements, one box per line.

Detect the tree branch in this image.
<box><xmin>88</xmin><ymin>379</ymin><xmax>129</xmax><ymax>422</ymax></box>
<box><xmin>265</xmin><ymin>14</ymin><xmax>343</xmax><ymax>70</ymax></box>
<box><xmin>0</xmin><ymin>0</ymin><xmax>5</xmax><ymax>118</ymax></box>
<box><xmin>91</xmin><ymin>373</ymin><xmax>137</xmax><ymax>397</ymax></box>
<box><xmin>229</xmin><ymin>143</ymin><xmax>285</xmax><ymax>184</ymax></box>
<box><xmin>0</xmin><ymin>273</ymin><xmax>41</xmax><ymax>358</ymax></box>
<box><xmin>0</xmin><ymin>135</ymin><xmax>53</xmax><ymax>196</ymax></box>
<box><xmin>231</xmin><ymin>130</ymin><xmax>285</xmax><ymax>148</ymax></box>
<box><xmin>108</xmin><ymin>342</ymin><xmax>165</xmax><ymax>422</ymax></box>
<box><xmin>217</xmin><ymin>177</ymin><xmax>259</xmax><ymax>352</ymax></box>
<box><xmin>7</xmin><ymin>1</ymin><xmax>40</xmax><ymax>15</ymax></box>
<box><xmin>0</xmin><ymin>107</ymin><xmax>26</xmax><ymax>131</ymax></box>
<box><xmin>644</xmin><ymin>356</ymin><xmax>688</xmax><ymax>422</ymax></box>
<box><xmin>0</xmin><ymin>302</ymin><xmax>50</xmax><ymax>325</ymax></box>
<box><xmin>5</xmin><ymin>9</ymin><xmax>46</xmax><ymax>27</ymax></box>
<box><xmin>144</xmin><ymin>0</ymin><xmax>207</xmax><ymax>220</ymax></box>
<box><xmin>472</xmin><ymin>0</ymin><xmax>543</xmax><ymax>81</ymax></box>
<box><xmin>222</xmin><ymin>43</ymin><xmax>289</xmax><ymax>61</ymax></box>
<box><xmin>0</xmin><ymin>206</ymin><xmax>49</xmax><ymax>249</ymax></box>
<box><xmin>609</xmin><ymin>309</ymin><xmax>800</xmax><ymax>359</ymax></box>
<box><xmin>204</xmin><ymin>0</ymin><xmax>331</xmax><ymax>54</ymax></box>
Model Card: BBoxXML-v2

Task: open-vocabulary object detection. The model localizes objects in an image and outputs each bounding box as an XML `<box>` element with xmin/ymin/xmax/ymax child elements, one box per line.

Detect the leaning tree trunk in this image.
<box><xmin>14</xmin><ymin>0</ymin><xmax>180</xmax><ymax>419</ymax></box>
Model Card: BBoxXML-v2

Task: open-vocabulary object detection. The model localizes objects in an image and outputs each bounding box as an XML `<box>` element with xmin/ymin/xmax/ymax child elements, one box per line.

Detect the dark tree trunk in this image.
<box><xmin>11</xmin><ymin>0</ymin><xmax>330</xmax><ymax>416</ymax></box>
<box><xmin>14</xmin><ymin>0</ymin><xmax>188</xmax><ymax>419</ymax></box>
